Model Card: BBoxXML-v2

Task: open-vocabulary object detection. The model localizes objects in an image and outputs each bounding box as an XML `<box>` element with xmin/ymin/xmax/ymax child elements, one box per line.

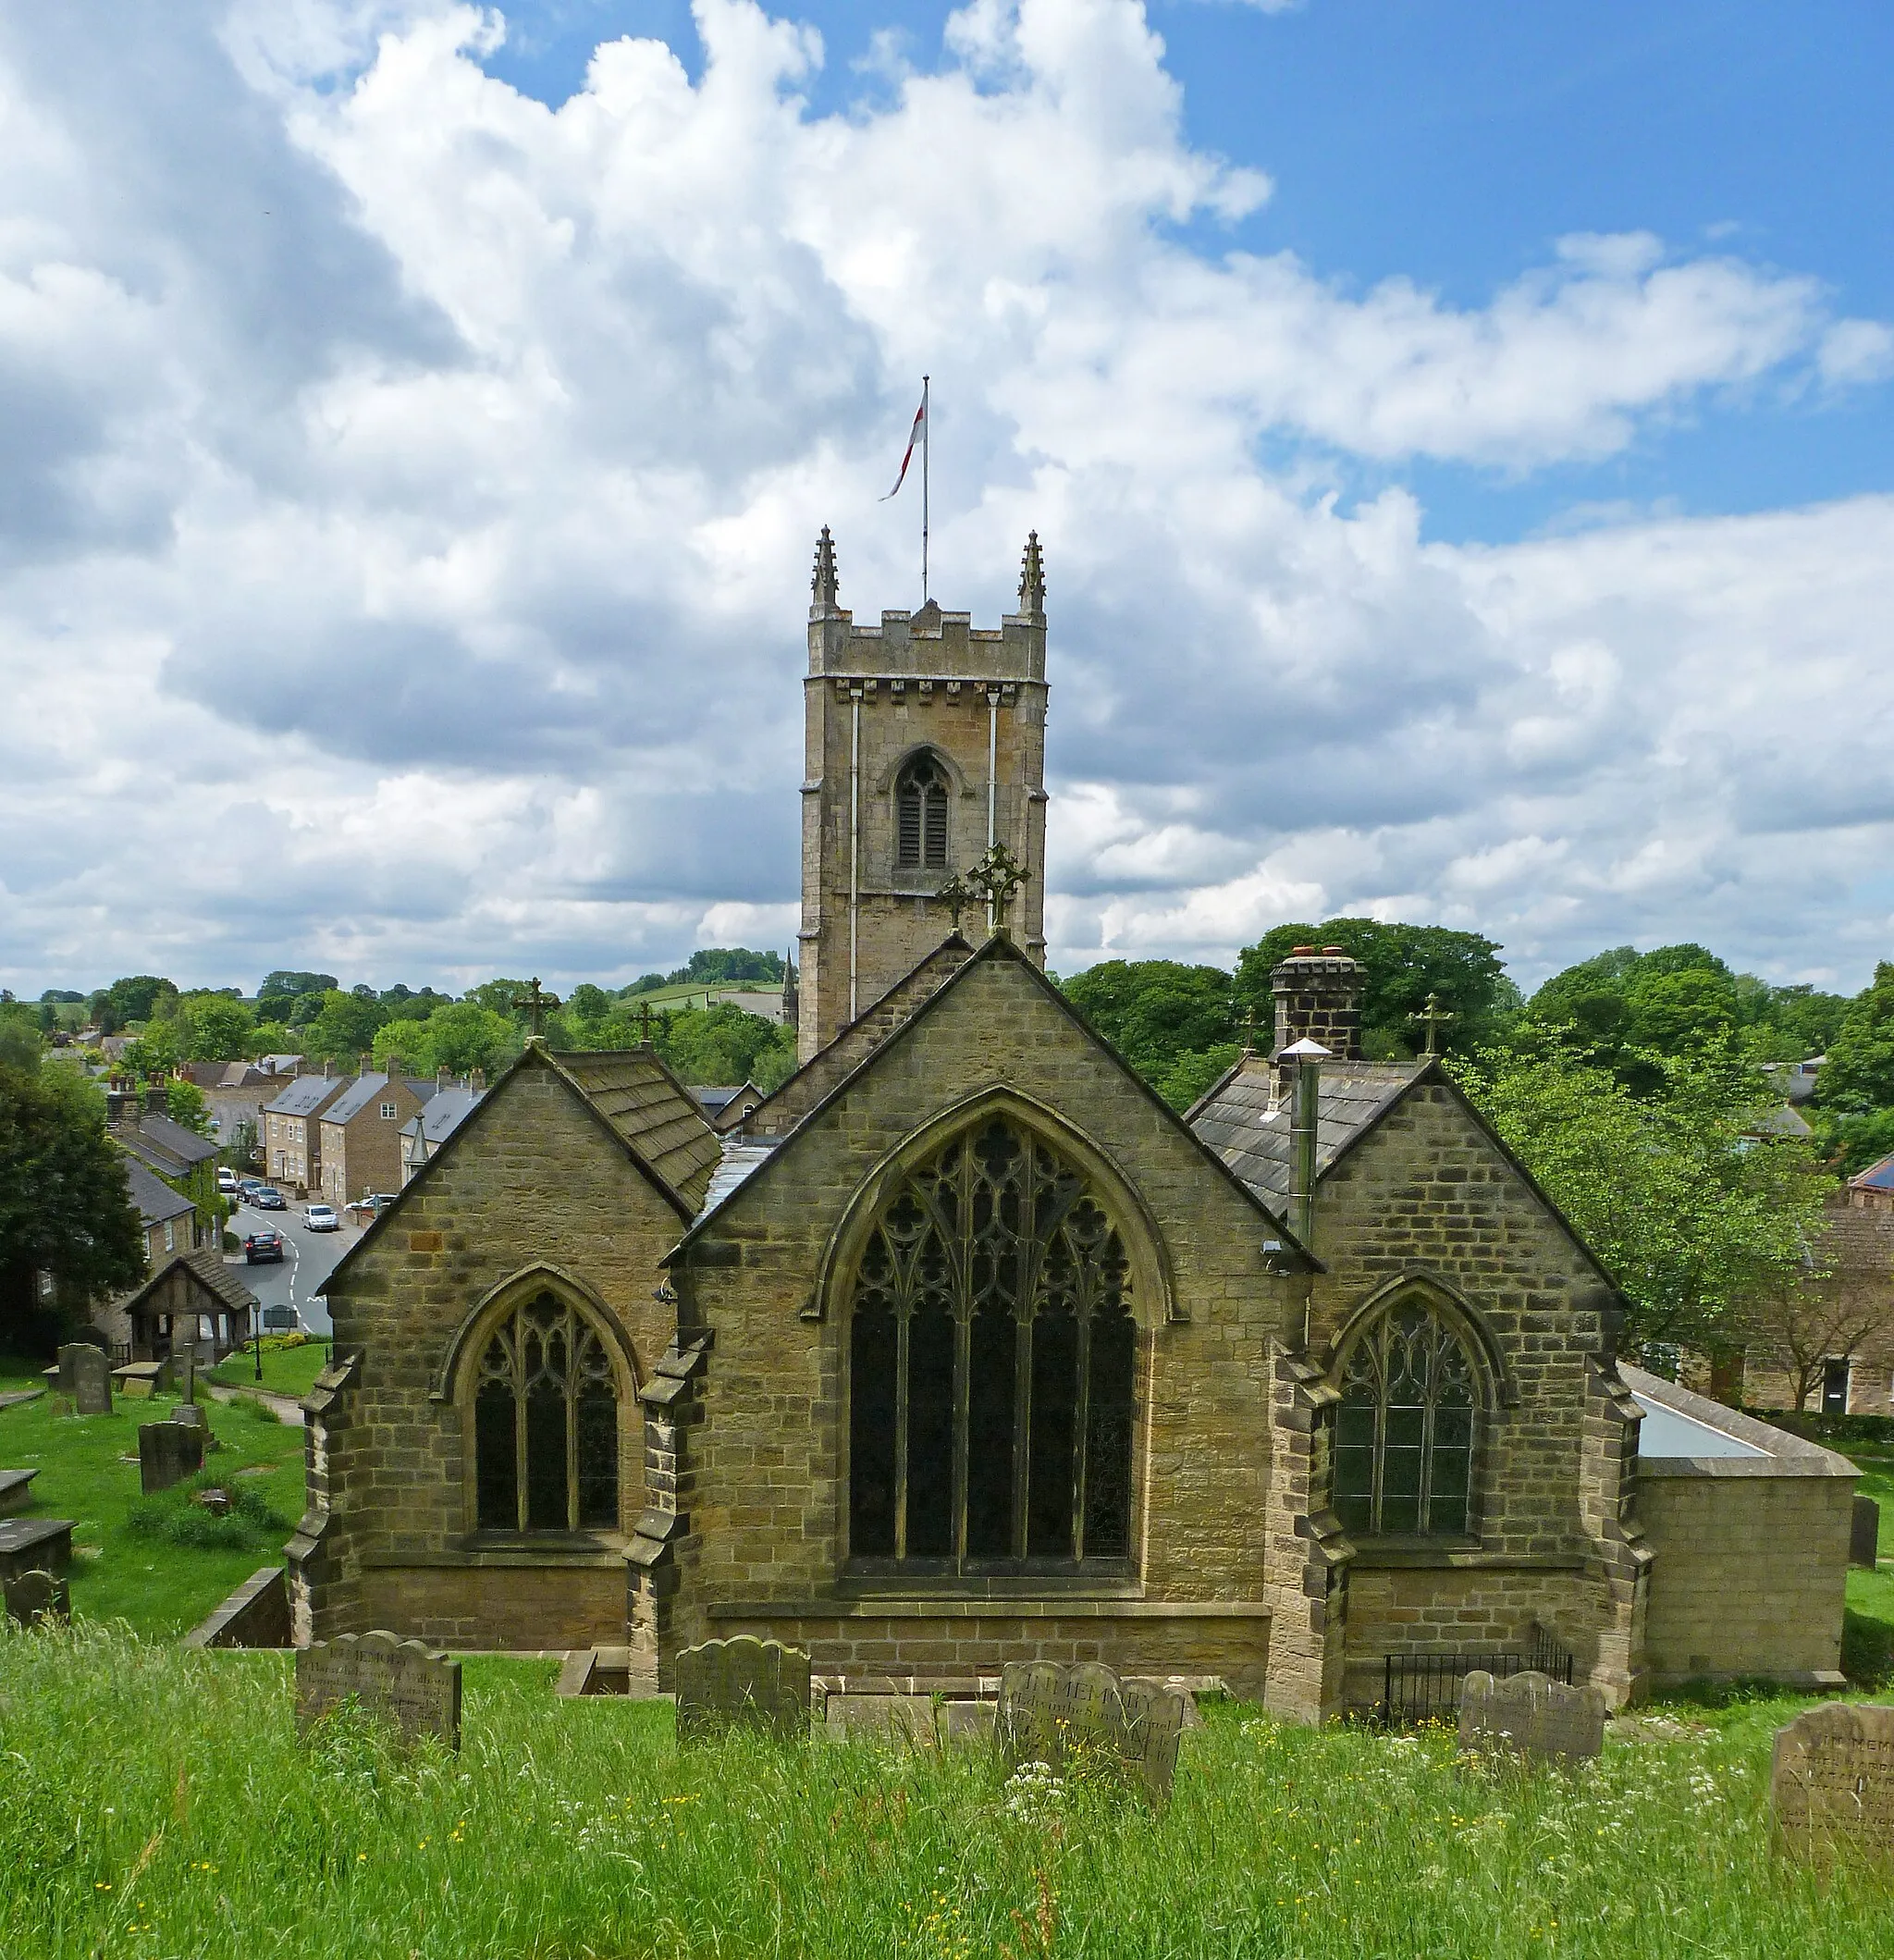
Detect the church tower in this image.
<box><xmin>797</xmin><ymin>528</ymin><xmax>1049</xmax><ymax>1059</ymax></box>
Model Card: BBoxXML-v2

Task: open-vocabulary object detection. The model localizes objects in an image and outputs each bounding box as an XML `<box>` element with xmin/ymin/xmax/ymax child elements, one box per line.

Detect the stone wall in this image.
<box><xmin>295</xmin><ymin>1051</ymin><xmax>687</xmax><ymax>1649</ymax></box>
<box><xmin>660</xmin><ymin>946</ymin><xmax>1300</xmax><ymax>1692</ymax></box>
<box><xmin>1740</xmin><ymin>1193</ymin><xmax>1894</xmax><ymax>1414</ymax></box>
<box><xmin>1303</xmin><ymin>1080</ymin><xmax>1647</xmax><ymax>1706</ymax></box>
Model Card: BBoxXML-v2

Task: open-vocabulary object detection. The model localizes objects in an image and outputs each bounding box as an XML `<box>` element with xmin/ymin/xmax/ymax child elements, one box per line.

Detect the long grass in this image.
<box><xmin>2</xmin><ymin>1622</ymin><xmax>1890</xmax><ymax>1959</ymax></box>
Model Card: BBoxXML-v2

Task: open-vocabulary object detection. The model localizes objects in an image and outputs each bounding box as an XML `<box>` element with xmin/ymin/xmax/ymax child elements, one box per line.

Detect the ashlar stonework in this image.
<box><xmin>289</xmin><ymin>534</ymin><xmax>1852</xmax><ymax>1720</ymax></box>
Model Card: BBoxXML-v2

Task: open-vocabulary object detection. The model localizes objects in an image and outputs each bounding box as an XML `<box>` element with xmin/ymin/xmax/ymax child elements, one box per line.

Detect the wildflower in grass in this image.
<box><xmin>1002</xmin><ymin>1760</ymin><xmax>1065</xmax><ymax>1830</ymax></box>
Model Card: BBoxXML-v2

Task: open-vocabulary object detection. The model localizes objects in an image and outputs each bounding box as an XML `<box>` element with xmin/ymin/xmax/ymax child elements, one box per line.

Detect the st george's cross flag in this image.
<box><xmin>881</xmin><ymin>390</ymin><xmax>927</xmax><ymax>499</ymax></box>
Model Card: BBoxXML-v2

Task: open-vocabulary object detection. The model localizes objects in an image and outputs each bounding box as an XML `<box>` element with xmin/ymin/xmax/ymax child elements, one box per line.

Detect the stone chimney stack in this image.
<box><xmin>143</xmin><ymin>1077</ymin><xmax>168</xmax><ymax>1116</ymax></box>
<box><xmin>1271</xmin><ymin>945</ymin><xmax>1365</xmax><ymax>1101</ymax></box>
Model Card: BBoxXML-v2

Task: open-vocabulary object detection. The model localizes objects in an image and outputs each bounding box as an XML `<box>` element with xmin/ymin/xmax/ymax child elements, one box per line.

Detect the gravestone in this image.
<box><xmin>0</xmin><ymin>1469</ymin><xmax>37</xmax><ymax>1517</ymax></box>
<box><xmin>138</xmin><ymin>1420</ymin><xmax>203</xmax><ymax>1494</ymax></box>
<box><xmin>1772</xmin><ymin>1701</ymin><xmax>1894</xmax><ymax>1868</ymax></box>
<box><xmin>1852</xmin><ymin>1497</ymin><xmax>1882</xmax><ymax>1571</ymax></box>
<box><xmin>1458</xmin><ymin>1670</ymin><xmax>1605</xmax><ymax>1768</ymax></box>
<box><xmin>996</xmin><ymin>1659</ymin><xmax>1190</xmax><ymax>1804</ymax></box>
<box><xmin>64</xmin><ymin>1345</ymin><xmax>112</xmax><ymax>1416</ymax></box>
<box><xmin>113</xmin><ymin>1362</ymin><xmax>164</xmax><ymax>1400</ymax></box>
<box><xmin>174</xmin><ymin>1337</ymin><xmax>199</xmax><ymax>1404</ymax></box>
<box><xmin>0</xmin><ymin>1517</ymin><xmax>74</xmax><ymax>1584</ymax></box>
<box><xmin>172</xmin><ymin>1401</ymin><xmax>209</xmax><ymax>1436</ymax></box>
<box><xmin>675</xmin><ymin>1635</ymin><xmax>812</xmax><ymax>1744</ymax></box>
<box><xmin>4</xmin><ymin>1567</ymin><xmax>70</xmax><ymax>1628</ymax></box>
<box><xmin>295</xmin><ymin>1631</ymin><xmax>461</xmax><ymax>1749</ymax></box>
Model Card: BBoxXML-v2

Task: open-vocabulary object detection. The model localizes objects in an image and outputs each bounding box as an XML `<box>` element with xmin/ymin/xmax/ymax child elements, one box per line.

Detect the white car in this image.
<box><xmin>302</xmin><ymin>1203</ymin><xmax>340</xmax><ymax>1232</ymax></box>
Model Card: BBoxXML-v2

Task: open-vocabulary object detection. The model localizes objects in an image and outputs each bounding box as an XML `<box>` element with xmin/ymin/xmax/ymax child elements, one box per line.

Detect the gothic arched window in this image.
<box><xmin>1333</xmin><ymin>1299</ymin><xmax>1478</xmax><ymax>1537</ymax></box>
<box><xmin>895</xmin><ymin>754</ymin><xmax>950</xmax><ymax>869</ymax></box>
<box><xmin>848</xmin><ymin>1115</ymin><xmax>1139</xmax><ymax>1571</ymax></box>
<box><xmin>473</xmin><ymin>1291</ymin><xmax>621</xmax><ymax>1534</ymax></box>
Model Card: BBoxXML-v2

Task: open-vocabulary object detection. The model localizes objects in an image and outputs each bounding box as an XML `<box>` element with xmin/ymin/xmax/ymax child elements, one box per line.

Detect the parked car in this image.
<box><xmin>344</xmin><ymin>1192</ymin><xmax>399</xmax><ymax>1221</ymax></box>
<box><xmin>243</xmin><ymin>1230</ymin><xmax>286</xmax><ymax>1264</ymax></box>
<box><xmin>303</xmin><ymin>1203</ymin><xmax>339</xmax><ymax>1232</ymax></box>
<box><xmin>237</xmin><ymin>1179</ymin><xmax>265</xmax><ymax>1202</ymax></box>
<box><xmin>251</xmin><ymin>1186</ymin><xmax>288</xmax><ymax>1211</ymax></box>
<box><xmin>216</xmin><ymin>1167</ymin><xmax>240</xmax><ymax>1194</ymax></box>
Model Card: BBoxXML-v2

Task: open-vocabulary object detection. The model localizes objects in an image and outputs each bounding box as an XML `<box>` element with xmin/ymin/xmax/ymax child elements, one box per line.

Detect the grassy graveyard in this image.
<box><xmin>3</xmin><ymin>1625</ymin><xmax>1894</xmax><ymax>1959</ymax></box>
<box><xmin>0</xmin><ymin>1363</ymin><xmax>302</xmax><ymax>1638</ymax></box>
<box><xmin>206</xmin><ymin>1334</ymin><xmax>335</xmax><ymax>1400</ymax></box>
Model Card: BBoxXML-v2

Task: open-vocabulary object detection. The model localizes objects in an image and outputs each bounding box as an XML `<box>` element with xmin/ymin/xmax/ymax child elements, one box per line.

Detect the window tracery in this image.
<box><xmin>895</xmin><ymin>753</ymin><xmax>950</xmax><ymax>869</ymax></box>
<box><xmin>848</xmin><ymin>1114</ymin><xmax>1138</xmax><ymax>1570</ymax></box>
<box><xmin>1333</xmin><ymin>1298</ymin><xmax>1477</xmax><ymax>1537</ymax></box>
<box><xmin>473</xmin><ymin>1290</ymin><xmax>620</xmax><ymax>1534</ymax></box>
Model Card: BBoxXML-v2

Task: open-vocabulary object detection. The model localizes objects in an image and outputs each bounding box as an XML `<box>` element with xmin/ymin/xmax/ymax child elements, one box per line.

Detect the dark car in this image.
<box><xmin>236</xmin><ymin>1179</ymin><xmax>265</xmax><ymax>1202</ymax></box>
<box><xmin>250</xmin><ymin>1186</ymin><xmax>288</xmax><ymax>1211</ymax></box>
<box><xmin>243</xmin><ymin>1230</ymin><xmax>286</xmax><ymax>1264</ymax></box>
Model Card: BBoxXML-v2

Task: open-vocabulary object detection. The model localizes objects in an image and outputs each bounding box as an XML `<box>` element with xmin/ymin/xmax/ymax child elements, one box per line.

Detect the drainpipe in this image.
<box><xmin>985</xmin><ymin>686</ymin><xmax>1001</xmax><ymax>930</ymax></box>
<box><xmin>1282</xmin><ymin>1037</ymin><xmax>1330</xmax><ymax>1251</ymax></box>
<box><xmin>849</xmin><ymin>686</ymin><xmax>862</xmax><ymax>1020</ymax></box>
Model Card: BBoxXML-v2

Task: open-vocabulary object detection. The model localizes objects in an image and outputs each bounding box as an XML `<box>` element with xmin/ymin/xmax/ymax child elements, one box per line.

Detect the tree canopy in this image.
<box><xmin>1059</xmin><ymin>960</ymin><xmax>1240</xmax><ymax>1112</ymax></box>
<box><xmin>0</xmin><ymin>1063</ymin><xmax>147</xmax><ymax>1354</ymax></box>
<box><xmin>1235</xmin><ymin>918</ymin><xmax>1516</xmax><ymax>1059</ymax></box>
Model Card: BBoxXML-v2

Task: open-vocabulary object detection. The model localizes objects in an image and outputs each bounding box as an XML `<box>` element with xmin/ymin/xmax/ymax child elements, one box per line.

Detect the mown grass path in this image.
<box><xmin>2</xmin><ymin>1628</ymin><xmax>1892</xmax><ymax>1960</ymax></box>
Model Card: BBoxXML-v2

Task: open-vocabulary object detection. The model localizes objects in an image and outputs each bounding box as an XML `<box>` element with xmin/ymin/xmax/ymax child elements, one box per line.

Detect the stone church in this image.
<box><xmin>289</xmin><ymin>533</ymin><xmax>1857</xmax><ymax>1718</ymax></box>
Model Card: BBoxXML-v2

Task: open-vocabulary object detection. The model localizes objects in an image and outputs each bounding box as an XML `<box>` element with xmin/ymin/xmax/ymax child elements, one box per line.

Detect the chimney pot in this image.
<box><xmin>1290</xmin><ymin>944</ymin><xmax>1317</xmax><ymax>956</ymax></box>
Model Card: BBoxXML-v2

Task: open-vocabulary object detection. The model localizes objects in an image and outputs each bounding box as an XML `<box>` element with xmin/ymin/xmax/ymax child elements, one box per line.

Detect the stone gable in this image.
<box><xmin>660</xmin><ymin>947</ymin><xmax>1303</xmax><ymax>1670</ymax></box>
<box><xmin>294</xmin><ymin>1052</ymin><xmax>689</xmax><ymax>1649</ymax></box>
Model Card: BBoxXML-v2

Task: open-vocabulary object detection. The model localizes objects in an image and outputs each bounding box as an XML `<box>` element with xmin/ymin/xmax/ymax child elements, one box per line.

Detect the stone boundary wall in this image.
<box><xmin>352</xmin><ymin>1561</ymin><xmax>627</xmax><ymax>1652</ymax></box>
<box><xmin>184</xmin><ymin>1566</ymin><xmax>292</xmax><ymax>1649</ymax></box>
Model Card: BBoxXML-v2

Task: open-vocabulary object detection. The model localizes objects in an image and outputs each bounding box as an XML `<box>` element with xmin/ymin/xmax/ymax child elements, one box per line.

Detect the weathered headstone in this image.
<box><xmin>996</xmin><ymin>1659</ymin><xmax>1190</xmax><ymax>1804</ymax></box>
<box><xmin>174</xmin><ymin>1337</ymin><xmax>199</xmax><ymax>1404</ymax></box>
<box><xmin>138</xmin><ymin>1420</ymin><xmax>203</xmax><ymax>1494</ymax></box>
<box><xmin>0</xmin><ymin>1517</ymin><xmax>73</xmax><ymax>1584</ymax></box>
<box><xmin>172</xmin><ymin>1401</ymin><xmax>209</xmax><ymax>1436</ymax></box>
<box><xmin>1772</xmin><ymin>1701</ymin><xmax>1894</xmax><ymax>1868</ymax></box>
<box><xmin>113</xmin><ymin>1362</ymin><xmax>163</xmax><ymax>1400</ymax></box>
<box><xmin>296</xmin><ymin>1631</ymin><xmax>461</xmax><ymax>1749</ymax></box>
<box><xmin>0</xmin><ymin>1469</ymin><xmax>37</xmax><ymax>1518</ymax></box>
<box><xmin>1458</xmin><ymin>1670</ymin><xmax>1605</xmax><ymax>1768</ymax></box>
<box><xmin>1852</xmin><ymin>1496</ymin><xmax>1882</xmax><ymax>1571</ymax></box>
<box><xmin>675</xmin><ymin>1635</ymin><xmax>812</xmax><ymax>1744</ymax></box>
<box><xmin>4</xmin><ymin>1567</ymin><xmax>70</xmax><ymax>1627</ymax></box>
<box><xmin>64</xmin><ymin>1345</ymin><xmax>112</xmax><ymax>1416</ymax></box>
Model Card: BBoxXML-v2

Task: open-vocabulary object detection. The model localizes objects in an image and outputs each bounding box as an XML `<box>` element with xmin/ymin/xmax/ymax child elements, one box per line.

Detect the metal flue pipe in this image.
<box><xmin>1281</xmin><ymin>1036</ymin><xmax>1331</xmax><ymax>1249</ymax></box>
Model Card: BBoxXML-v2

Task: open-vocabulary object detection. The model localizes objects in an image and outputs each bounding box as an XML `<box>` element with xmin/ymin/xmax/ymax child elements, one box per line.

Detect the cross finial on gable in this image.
<box><xmin>1242</xmin><ymin>1003</ymin><xmax>1262</xmax><ymax>1056</ymax></box>
<box><xmin>639</xmin><ymin>999</ymin><xmax>653</xmax><ymax>1046</ymax></box>
<box><xmin>961</xmin><ymin>841</ymin><xmax>1029</xmax><ymax>936</ymax></box>
<box><xmin>511</xmin><ymin>977</ymin><xmax>561</xmax><ymax>1042</ymax></box>
<box><xmin>1409</xmin><ymin>991</ymin><xmax>1456</xmax><ymax>1057</ymax></box>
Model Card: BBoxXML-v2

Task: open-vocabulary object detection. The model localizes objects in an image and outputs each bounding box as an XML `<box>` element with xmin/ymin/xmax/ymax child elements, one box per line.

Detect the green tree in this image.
<box><xmin>670</xmin><ymin>948</ymin><xmax>785</xmax><ymax>986</ymax></box>
<box><xmin>464</xmin><ymin>979</ymin><xmax>533</xmax><ymax>1017</ymax></box>
<box><xmin>0</xmin><ymin>1064</ymin><xmax>147</xmax><ymax>1354</ymax></box>
<box><xmin>90</xmin><ymin>975</ymin><xmax>178</xmax><ymax>1036</ymax></box>
<box><xmin>576</xmin><ymin>1001</ymin><xmax>796</xmax><ymax>1093</ymax></box>
<box><xmin>175</xmin><ymin>992</ymin><xmax>253</xmax><ymax>1063</ymax></box>
<box><xmin>372</xmin><ymin>1004</ymin><xmax>517</xmax><ymax>1079</ymax></box>
<box><xmin>300</xmin><ymin>990</ymin><xmax>390</xmax><ymax>1066</ymax></box>
<box><xmin>567</xmin><ymin>983</ymin><xmax>613</xmax><ymax>1022</ymax></box>
<box><xmin>119</xmin><ymin>1023</ymin><xmax>181</xmax><ymax>1076</ymax></box>
<box><xmin>1236</xmin><ymin>918</ymin><xmax>1515</xmax><ymax>1059</ymax></box>
<box><xmin>164</xmin><ymin>1079</ymin><xmax>215</xmax><ymax>1139</ymax></box>
<box><xmin>1060</xmin><ymin>960</ymin><xmax>1239</xmax><ymax>1110</ymax></box>
<box><xmin>1453</xmin><ymin>1039</ymin><xmax>1833</xmax><ymax>1349</ymax></box>
<box><xmin>257</xmin><ymin>970</ymin><xmax>338</xmax><ymax>1006</ymax></box>
<box><xmin>247</xmin><ymin>1020</ymin><xmax>294</xmax><ymax>1058</ymax></box>
<box><xmin>1816</xmin><ymin>961</ymin><xmax>1894</xmax><ymax>1115</ymax></box>
<box><xmin>0</xmin><ymin>1003</ymin><xmax>43</xmax><ymax>1075</ymax></box>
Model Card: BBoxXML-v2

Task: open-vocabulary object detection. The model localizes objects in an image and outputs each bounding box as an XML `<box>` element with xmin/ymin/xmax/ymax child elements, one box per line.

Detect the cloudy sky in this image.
<box><xmin>2</xmin><ymin>0</ymin><xmax>1890</xmax><ymax>1000</ymax></box>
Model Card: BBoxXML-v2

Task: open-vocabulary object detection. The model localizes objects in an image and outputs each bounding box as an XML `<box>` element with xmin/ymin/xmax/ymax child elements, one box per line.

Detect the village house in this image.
<box><xmin>262</xmin><ymin>1070</ymin><xmax>348</xmax><ymax>1194</ymax></box>
<box><xmin>317</xmin><ymin>1063</ymin><xmax>437</xmax><ymax>1208</ymax></box>
<box><xmin>107</xmin><ymin>1079</ymin><xmax>220</xmax><ymax>1246</ymax></box>
<box><xmin>293</xmin><ymin>533</ymin><xmax>1856</xmax><ymax>1715</ymax></box>
<box><xmin>399</xmin><ymin>1077</ymin><xmax>486</xmax><ymax>1187</ymax></box>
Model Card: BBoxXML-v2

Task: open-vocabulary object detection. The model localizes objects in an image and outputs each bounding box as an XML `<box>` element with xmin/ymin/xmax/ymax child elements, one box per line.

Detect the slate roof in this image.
<box><xmin>123</xmin><ymin>1156</ymin><xmax>195</xmax><ymax>1226</ymax></box>
<box><xmin>1185</xmin><ymin>1054</ymin><xmax>1424</xmax><ymax>1203</ymax></box>
<box><xmin>118</xmin><ymin>1112</ymin><xmax>219</xmax><ymax>1177</ymax></box>
<box><xmin>319</xmin><ymin>1073</ymin><xmax>437</xmax><ymax>1127</ymax></box>
<box><xmin>120</xmin><ymin>1248</ymin><xmax>260</xmax><ymax>1320</ymax></box>
<box><xmin>264</xmin><ymin>1075</ymin><xmax>348</xmax><ymax>1118</ymax></box>
<box><xmin>552</xmin><ymin>1050</ymin><xmax>722</xmax><ymax>1213</ymax></box>
<box><xmin>402</xmin><ymin>1084</ymin><xmax>484</xmax><ymax>1149</ymax></box>
<box><xmin>1851</xmin><ymin>1151</ymin><xmax>1894</xmax><ymax>1195</ymax></box>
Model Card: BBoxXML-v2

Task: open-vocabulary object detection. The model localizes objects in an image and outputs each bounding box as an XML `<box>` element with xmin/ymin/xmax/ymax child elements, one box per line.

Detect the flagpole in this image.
<box><xmin>921</xmin><ymin>374</ymin><xmax>929</xmax><ymax>602</ymax></box>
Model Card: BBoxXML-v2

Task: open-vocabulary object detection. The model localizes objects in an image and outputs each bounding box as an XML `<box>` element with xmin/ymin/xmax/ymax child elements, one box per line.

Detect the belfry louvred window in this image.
<box><xmin>847</xmin><ymin>1115</ymin><xmax>1139</xmax><ymax>1571</ymax></box>
<box><xmin>895</xmin><ymin>754</ymin><xmax>950</xmax><ymax>869</ymax></box>
<box><xmin>1333</xmin><ymin>1300</ymin><xmax>1477</xmax><ymax>1537</ymax></box>
<box><xmin>474</xmin><ymin>1291</ymin><xmax>620</xmax><ymax>1533</ymax></box>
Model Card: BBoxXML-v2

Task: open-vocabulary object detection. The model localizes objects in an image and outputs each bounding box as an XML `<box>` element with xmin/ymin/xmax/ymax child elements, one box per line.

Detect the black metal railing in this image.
<box><xmin>1379</xmin><ymin>1624</ymin><xmax>1574</xmax><ymax>1727</ymax></box>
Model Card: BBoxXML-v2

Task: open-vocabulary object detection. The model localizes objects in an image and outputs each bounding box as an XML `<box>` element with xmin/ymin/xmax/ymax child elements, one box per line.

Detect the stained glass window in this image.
<box><xmin>1334</xmin><ymin>1300</ymin><xmax>1477</xmax><ymax>1537</ymax></box>
<box><xmin>895</xmin><ymin>754</ymin><xmax>950</xmax><ymax>869</ymax></box>
<box><xmin>848</xmin><ymin>1115</ymin><xmax>1138</xmax><ymax>1569</ymax></box>
<box><xmin>473</xmin><ymin>1291</ymin><xmax>621</xmax><ymax>1534</ymax></box>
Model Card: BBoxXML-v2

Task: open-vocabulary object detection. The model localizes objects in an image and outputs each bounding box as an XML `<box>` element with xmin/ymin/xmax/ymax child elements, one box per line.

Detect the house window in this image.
<box><xmin>380</xmin><ymin>1103</ymin><xmax>398</xmax><ymax>1120</ymax></box>
<box><xmin>1334</xmin><ymin>1299</ymin><xmax>1478</xmax><ymax>1537</ymax></box>
<box><xmin>894</xmin><ymin>753</ymin><xmax>950</xmax><ymax>869</ymax></box>
<box><xmin>473</xmin><ymin>1291</ymin><xmax>621</xmax><ymax>1534</ymax></box>
<box><xmin>164</xmin><ymin>1222</ymin><xmax>175</xmax><ymax>1251</ymax></box>
<box><xmin>847</xmin><ymin>1114</ymin><xmax>1138</xmax><ymax>1570</ymax></box>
